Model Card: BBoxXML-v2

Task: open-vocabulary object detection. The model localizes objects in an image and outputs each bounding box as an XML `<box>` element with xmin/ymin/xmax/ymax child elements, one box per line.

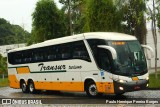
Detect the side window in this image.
<box><xmin>73</xmin><ymin>41</ymin><xmax>91</xmax><ymax>62</ymax></box>
<box><xmin>98</xmin><ymin>48</ymin><xmax>112</xmax><ymax>72</ymax></box>
<box><xmin>34</xmin><ymin>48</ymin><xmax>44</xmax><ymax>62</ymax></box>
<box><xmin>87</xmin><ymin>39</ymin><xmax>108</xmax><ymax>68</ymax></box>
<box><xmin>15</xmin><ymin>52</ymin><xmax>22</xmax><ymax>64</ymax></box>
<box><xmin>8</xmin><ymin>53</ymin><xmax>14</xmax><ymax>64</ymax></box>
<box><xmin>24</xmin><ymin>51</ymin><xmax>32</xmax><ymax>63</ymax></box>
<box><xmin>8</xmin><ymin>40</ymin><xmax>91</xmax><ymax>64</ymax></box>
<box><xmin>60</xmin><ymin>45</ymin><xmax>71</xmax><ymax>60</ymax></box>
<box><xmin>47</xmin><ymin>46</ymin><xmax>56</xmax><ymax>61</ymax></box>
<box><xmin>8</xmin><ymin>52</ymin><xmax>22</xmax><ymax>64</ymax></box>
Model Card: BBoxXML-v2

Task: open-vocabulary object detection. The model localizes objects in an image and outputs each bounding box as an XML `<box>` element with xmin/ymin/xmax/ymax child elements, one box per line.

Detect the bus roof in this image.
<box><xmin>8</xmin><ymin>32</ymin><xmax>137</xmax><ymax>52</ymax></box>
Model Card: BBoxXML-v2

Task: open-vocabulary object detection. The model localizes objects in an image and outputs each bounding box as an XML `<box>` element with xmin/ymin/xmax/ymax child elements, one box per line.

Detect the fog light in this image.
<box><xmin>146</xmin><ymin>84</ymin><xmax>149</xmax><ymax>87</ymax></box>
<box><xmin>119</xmin><ymin>87</ymin><xmax>124</xmax><ymax>90</ymax></box>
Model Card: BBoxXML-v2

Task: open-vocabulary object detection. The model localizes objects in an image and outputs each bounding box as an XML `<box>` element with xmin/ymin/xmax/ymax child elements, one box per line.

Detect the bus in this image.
<box><xmin>7</xmin><ymin>32</ymin><xmax>154</xmax><ymax>97</ymax></box>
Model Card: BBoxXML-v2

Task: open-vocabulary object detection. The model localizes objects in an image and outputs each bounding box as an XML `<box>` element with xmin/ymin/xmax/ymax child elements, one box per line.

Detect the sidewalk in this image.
<box><xmin>148</xmin><ymin>67</ymin><xmax>160</xmax><ymax>74</ymax></box>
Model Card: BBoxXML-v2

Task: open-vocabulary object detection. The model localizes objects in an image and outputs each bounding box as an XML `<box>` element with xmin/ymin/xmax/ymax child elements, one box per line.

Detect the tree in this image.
<box><xmin>31</xmin><ymin>0</ymin><xmax>67</xmax><ymax>44</ymax></box>
<box><xmin>0</xmin><ymin>18</ymin><xmax>30</xmax><ymax>45</ymax></box>
<box><xmin>59</xmin><ymin>0</ymin><xmax>86</xmax><ymax>34</ymax></box>
<box><xmin>84</xmin><ymin>0</ymin><xmax>123</xmax><ymax>32</ymax></box>
<box><xmin>122</xmin><ymin>0</ymin><xmax>147</xmax><ymax>44</ymax></box>
<box><xmin>0</xmin><ymin>54</ymin><xmax>7</xmax><ymax>75</ymax></box>
<box><xmin>148</xmin><ymin>0</ymin><xmax>160</xmax><ymax>78</ymax></box>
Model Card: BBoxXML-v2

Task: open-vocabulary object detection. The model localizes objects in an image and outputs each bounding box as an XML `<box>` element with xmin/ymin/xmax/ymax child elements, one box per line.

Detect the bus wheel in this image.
<box><xmin>28</xmin><ymin>81</ymin><xmax>36</xmax><ymax>94</ymax></box>
<box><xmin>21</xmin><ymin>81</ymin><xmax>28</xmax><ymax>93</ymax></box>
<box><xmin>86</xmin><ymin>81</ymin><xmax>99</xmax><ymax>97</ymax></box>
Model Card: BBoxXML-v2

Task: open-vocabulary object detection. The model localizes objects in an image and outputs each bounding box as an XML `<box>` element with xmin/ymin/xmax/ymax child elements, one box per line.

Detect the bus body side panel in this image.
<box><xmin>8</xmin><ymin>59</ymin><xmax>98</xmax><ymax>92</ymax></box>
<box><xmin>8</xmin><ymin>66</ymin><xmax>20</xmax><ymax>89</ymax></box>
<box><xmin>31</xmin><ymin>60</ymin><xmax>97</xmax><ymax>92</ymax></box>
<box><xmin>8</xmin><ymin>74</ymin><xmax>20</xmax><ymax>89</ymax></box>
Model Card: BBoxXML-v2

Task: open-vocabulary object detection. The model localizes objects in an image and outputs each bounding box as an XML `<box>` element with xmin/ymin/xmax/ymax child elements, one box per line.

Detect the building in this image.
<box><xmin>0</xmin><ymin>43</ymin><xmax>26</xmax><ymax>57</ymax></box>
<box><xmin>146</xmin><ymin>30</ymin><xmax>160</xmax><ymax>68</ymax></box>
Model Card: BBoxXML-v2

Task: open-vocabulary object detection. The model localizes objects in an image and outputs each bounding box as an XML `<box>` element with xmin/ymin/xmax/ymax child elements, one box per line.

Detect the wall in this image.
<box><xmin>146</xmin><ymin>30</ymin><xmax>160</xmax><ymax>68</ymax></box>
<box><xmin>0</xmin><ymin>44</ymin><xmax>26</xmax><ymax>57</ymax></box>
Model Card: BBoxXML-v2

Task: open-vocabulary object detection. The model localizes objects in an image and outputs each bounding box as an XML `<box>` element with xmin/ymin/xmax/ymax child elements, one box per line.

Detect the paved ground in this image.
<box><xmin>0</xmin><ymin>87</ymin><xmax>160</xmax><ymax>98</ymax></box>
<box><xmin>0</xmin><ymin>87</ymin><xmax>160</xmax><ymax>106</ymax></box>
<box><xmin>0</xmin><ymin>68</ymin><xmax>159</xmax><ymax>106</ymax></box>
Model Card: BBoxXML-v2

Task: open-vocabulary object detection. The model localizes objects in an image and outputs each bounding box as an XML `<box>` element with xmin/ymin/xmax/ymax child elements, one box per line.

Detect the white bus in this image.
<box><xmin>7</xmin><ymin>32</ymin><xmax>153</xmax><ymax>97</ymax></box>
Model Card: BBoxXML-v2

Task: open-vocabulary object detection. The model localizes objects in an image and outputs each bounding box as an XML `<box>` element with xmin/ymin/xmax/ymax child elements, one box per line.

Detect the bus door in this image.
<box><xmin>98</xmin><ymin>48</ymin><xmax>115</xmax><ymax>94</ymax></box>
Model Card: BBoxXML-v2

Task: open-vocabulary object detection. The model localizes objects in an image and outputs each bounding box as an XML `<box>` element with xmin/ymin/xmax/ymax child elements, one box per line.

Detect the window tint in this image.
<box><xmin>98</xmin><ymin>48</ymin><xmax>112</xmax><ymax>72</ymax></box>
<box><xmin>87</xmin><ymin>39</ymin><xmax>114</xmax><ymax>71</ymax></box>
<box><xmin>87</xmin><ymin>39</ymin><xmax>107</xmax><ymax>63</ymax></box>
<box><xmin>73</xmin><ymin>41</ymin><xmax>90</xmax><ymax>61</ymax></box>
<box><xmin>8</xmin><ymin>40</ymin><xmax>91</xmax><ymax>65</ymax></box>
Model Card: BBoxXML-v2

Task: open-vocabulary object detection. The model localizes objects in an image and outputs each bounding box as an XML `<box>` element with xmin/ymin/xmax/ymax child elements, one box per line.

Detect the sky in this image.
<box><xmin>0</xmin><ymin>0</ymin><xmax>62</xmax><ymax>33</ymax></box>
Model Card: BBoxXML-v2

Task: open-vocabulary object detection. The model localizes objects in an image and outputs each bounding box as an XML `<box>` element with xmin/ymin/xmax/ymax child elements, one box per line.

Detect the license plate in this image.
<box><xmin>134</xmin><ymin>86</ymin><xmax>140</xmax><ymax>90</ymax></box>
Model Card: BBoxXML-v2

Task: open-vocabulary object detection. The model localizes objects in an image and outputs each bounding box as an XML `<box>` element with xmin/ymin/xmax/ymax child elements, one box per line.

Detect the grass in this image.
<box><xmin>0</xmin><ymin>78</ymin><xmax>9</xmax><ymax>87</ymax></box>
<box><xmin>149</xmin><ymin>71</ymin><xmax>160</xmax><ymax>89</ymax></box>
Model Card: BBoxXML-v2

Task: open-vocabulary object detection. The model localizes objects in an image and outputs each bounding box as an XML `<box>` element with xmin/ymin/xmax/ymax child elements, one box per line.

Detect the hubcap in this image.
<box><xmin>89</xmin><ymin>84</ymin><xmax>98</xmax><ymax>96</ymax></box>
<box><xmin>29</xmin><ymin>83</ymin><xmax>34</xmax><ymax>92</ymax></box>
<box><xmin>22</xmin><ymin>83</ymin><xmax>26</xmax><ymax>91</ymax></box>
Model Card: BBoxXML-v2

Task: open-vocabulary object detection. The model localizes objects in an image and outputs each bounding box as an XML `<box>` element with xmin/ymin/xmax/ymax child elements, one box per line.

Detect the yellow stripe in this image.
<box><xmin>16</xmin><ymin>67</ymin><xmax>30</xmax><ymax>74</ymax></box>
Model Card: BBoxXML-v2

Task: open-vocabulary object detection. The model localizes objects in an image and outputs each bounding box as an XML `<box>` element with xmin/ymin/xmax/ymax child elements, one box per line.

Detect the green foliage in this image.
<box><xmin>59</xmin><ymin>0</ymin><xmax>147</xmax><ymax>41</ymax></box>
<box><xmin>83</xmin><ymin>0</ymin><xmax>123</xmax><ymax>32</ymax></box>
<box><xmin>31</xmin><ymin>0</ymin><xmax>68</xmax><ymax>44</ymax></box>
<box><xmin>31</xmin><ymin>0</ymin><xmax>147</xmax><ymax>43</ymax></box>
<box><xmin>59</xmin><ymin>0</ymin><xmax>86</xmax><ymax>34</ymax></box>
<box><xmin>0</xmin><ymin>18</ymin><xmax>30</xmax><ymax>45</ymax></box>
<box><xmin>122</xmin><ymin>0</ymin><xmax>147</xmax><ymax>44</ymax></box>
<box><xmin>157</xmin><ymin>13</ymin><xmax>160</xmax><ymax>29</ymax></box>
<box><xmin>0</xmin><ymin>54</ymin><xmax>7</xmax><ymax>74</ymax></box>
<box><xmin>156</xmin><ymin>0</ymin><xmax>160</xmax><ymax>29</ymax></box>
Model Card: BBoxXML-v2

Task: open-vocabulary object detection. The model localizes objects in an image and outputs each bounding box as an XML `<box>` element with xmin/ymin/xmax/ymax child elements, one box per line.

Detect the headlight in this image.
<box><xmin>119</xmin><ymin>79</ymin><xmax>127</xmax><ymax>83</ymax></box>
<box><xmin>146</xmin><ymin>77</ymin><xmax>149</xmax><ymax>80</ymax></box>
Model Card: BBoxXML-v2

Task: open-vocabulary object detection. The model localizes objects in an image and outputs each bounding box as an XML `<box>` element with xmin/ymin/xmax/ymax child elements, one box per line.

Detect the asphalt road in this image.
<box><xmin>0</xmin><ymin>87</ymin><xmax>160</xmax><ymax>106</ymax></box>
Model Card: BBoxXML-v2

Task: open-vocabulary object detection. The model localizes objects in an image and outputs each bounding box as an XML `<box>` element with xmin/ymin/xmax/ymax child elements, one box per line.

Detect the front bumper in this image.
<box><xmin>114</xmin><ymin>80</ymin><xmax>149</xmax><ymax>94</ymax></box>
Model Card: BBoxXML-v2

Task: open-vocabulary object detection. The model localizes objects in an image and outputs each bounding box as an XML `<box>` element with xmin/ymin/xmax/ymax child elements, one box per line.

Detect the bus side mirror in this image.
<box><xmin>141</xmin><ymin>45</ymin><xmax>154</xmax><ymax>59</ymax></box>
<box><xmin>98</xmin><ymin>45</ymin><xmax>117</xmax><ymax>60</ymax></box>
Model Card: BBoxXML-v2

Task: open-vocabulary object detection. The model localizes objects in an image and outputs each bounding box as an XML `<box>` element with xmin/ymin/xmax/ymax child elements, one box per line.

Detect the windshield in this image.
<box><xmin>108</xmin><ymin>41</ymin><xmax>147</xmax><ymax>76</ymax></box>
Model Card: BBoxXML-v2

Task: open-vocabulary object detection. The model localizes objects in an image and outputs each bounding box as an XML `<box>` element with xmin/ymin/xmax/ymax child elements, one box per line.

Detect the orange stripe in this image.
<box><xmin>34</xmin><ymin>81</ymin><xmax>84</xmax><ymax>92</ymax></box>
<box><xmin>8</xmin><ymin>75</ymin><xmax>115</xmax><ymax>94</ymax></box>
<box><xmin>34</xmin><ymin>81</ymin><xmax>114</xmax><ymax>94</ymax></box>
<box><xmin>16</xmin><ymin>67</ymin><xmax>30</xmax><ymax>74</ymax></box>
<box><xmin>8</xmin><ymin>75</ymin><xmax>20</xmax><ymax>88</ymax></box>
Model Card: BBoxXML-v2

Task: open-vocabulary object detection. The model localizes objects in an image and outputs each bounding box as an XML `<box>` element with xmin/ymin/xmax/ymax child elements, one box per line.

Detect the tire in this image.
<box><xmin>86</xmin><ymin>81</ymin><xmax>100</xmax><ymax>97</ymax></box>
<box><xmin>28</xmin><ymin>81</ymin><xmax>37</xmax><ymax>94</ymax></box>
<box><xmin>21</xmin><ymin>81</ymin><xmax>29</xmax><ymax>93</ymax></box>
